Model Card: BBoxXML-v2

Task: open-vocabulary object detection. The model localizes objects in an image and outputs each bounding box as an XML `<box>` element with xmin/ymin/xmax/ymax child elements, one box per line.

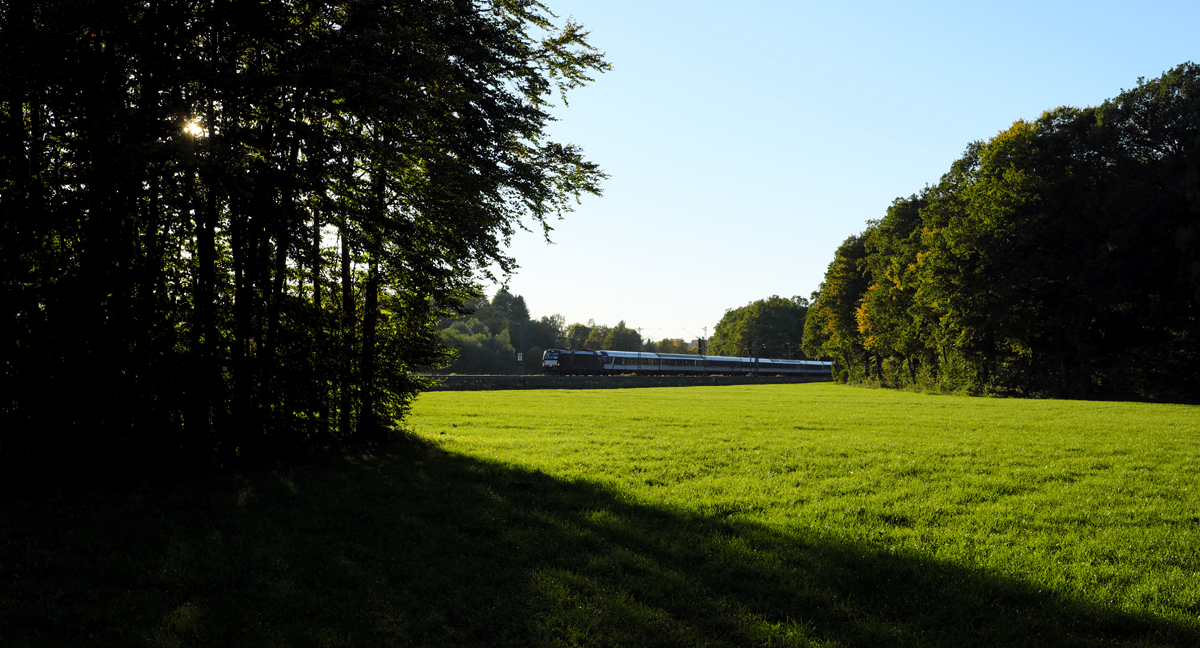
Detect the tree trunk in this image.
<box><xmin>357</xmin><ymin>159</ymin><xmax>387</xmax><ymax>441</ymax></box>
<box><xmin>263</xmin><ymin>137</ymin><xmax>300</xmax><ymax>443</ymax></box>
<box><xmin>359</xmin><ymin>254</ymin><xmax>379</xmax><ymax>440</ymax></box>
<box><xmin>339</xmin><ymin>225</ymin><xmax>354</xmax><ymax>438</ymax></box>
<box><xmin>187</xmin><ymin>130</ymin><xmax>215</xmax><ymax>461</ymax></box>
<box><xmin>312</xmin><ymin>206</ymin><xmax>330</xmax><ymax>440</ymax></box>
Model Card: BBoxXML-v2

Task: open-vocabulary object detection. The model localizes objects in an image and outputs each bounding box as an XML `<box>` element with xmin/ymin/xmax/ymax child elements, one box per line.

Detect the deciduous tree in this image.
<box><xmin>709</xmin><ymin>296</ymin><xmax>810</xmax><ymax>358</ymax></box>
<box><xmin>0</xmin><ymin>0</ymin><xmax>608</xmax><ymax>471</ymax></box>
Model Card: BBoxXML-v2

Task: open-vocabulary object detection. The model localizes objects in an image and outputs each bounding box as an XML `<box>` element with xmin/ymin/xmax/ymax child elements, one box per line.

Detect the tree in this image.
<box><xmin>489</xmin><ymin>289</ymin><xmax>531</xmax><ymax>324</ymax></box>
<box><xmin>0</xmin><ymin>0</ymin><xmax>608</xmax><ymax>471</ymax></box>
<box><xmin>806</xmin><ymin>62</ymin><xmax>1200</xmax><ymax>399</ymax></box>
<box><xmin>803</xmin><ymin>236</ymin><xmax>872</xmax><ymax>380</ymax></box>
<box><xmin>526</xmin><ymin>315</ymin><xmax>566</xmax><ymax>354</ymax></box>
<box><xmin>710</xmin><ymin>296</ymin><xmax>810</xmax><ymax>358</ymax></box>
<box><xmin>565</xmin><ymin>322</ymin><xmax>592</xmax><ymax>350</ymax></box>
<box><xmin>583</xmin><ymin>324</ymin><xmax>611</xmax><ymax>349</ymax></box>
<box><xmin>602</xmin><ymin>321</ymin><xmax>641</xmax><ymax>351</ymax></box>
<box><xmin>472</xmin><ymin>288</ymin><xmax>532</xmax><ymax>347</ymax></box>
<box><xmin>436</xmin><ymin>292</ymin><xmax>564</xmax><ymax>374</ymax></box>
<box><xmin>855</xmin><ymin>194</ymin><xmax>929</xmax><ymax>383</ymax></box>
<box><xmin>1080</xmin><ymin>65</ymin><xmax>1200</xmax><ymax>398</ymax></box>
<box><xmin>654</xmin><ymin>338</ymin><xmax>690</xmax><ymax>354</ymax></box>
<box><xmin>439</xmin><ymin>323</ymin><xmax>517</xmax><ymax>375</ymax></box>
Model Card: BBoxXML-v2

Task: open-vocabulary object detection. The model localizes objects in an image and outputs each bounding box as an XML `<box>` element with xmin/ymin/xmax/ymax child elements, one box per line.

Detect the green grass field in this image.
<box><xmin>4</xmin><ymin>384</ymin><xmax>1199</xmax><ymax>646</ymax></box>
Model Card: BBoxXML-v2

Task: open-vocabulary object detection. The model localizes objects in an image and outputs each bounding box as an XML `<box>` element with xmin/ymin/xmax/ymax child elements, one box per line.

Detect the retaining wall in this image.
<box><xmin>423</xmin><ymin>374</ymin><xmax>832</xmax><ymax>391</ymax></box>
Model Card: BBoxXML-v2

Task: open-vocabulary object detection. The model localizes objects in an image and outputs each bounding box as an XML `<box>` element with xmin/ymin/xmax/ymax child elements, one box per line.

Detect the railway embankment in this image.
<box><xmin>423</xmin><ymin>375</ymin><xmax>832</xmax><ymax>391</ymax></box>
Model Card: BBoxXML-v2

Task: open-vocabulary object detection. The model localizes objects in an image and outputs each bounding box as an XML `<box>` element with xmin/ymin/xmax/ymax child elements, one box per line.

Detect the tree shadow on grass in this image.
<box><xmin>3</xmin><ymin>439</ymin><xmax>1196</xmax><ymax>647</ymax></box>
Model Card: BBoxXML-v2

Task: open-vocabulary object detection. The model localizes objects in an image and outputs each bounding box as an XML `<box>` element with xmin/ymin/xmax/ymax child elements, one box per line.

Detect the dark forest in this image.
<box><xmin>803</xmin><ymin>64</ymin><xmax>1200</xmax><ymax>401</ymax></box>
<box><xmin>0</xmin><ymin>0</ymin><xmax>607</xmax><ymax>473</ymax></box>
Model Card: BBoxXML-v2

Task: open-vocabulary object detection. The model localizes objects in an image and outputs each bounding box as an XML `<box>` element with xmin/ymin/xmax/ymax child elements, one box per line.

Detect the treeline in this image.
<box><xmin>548</xmin><ymin>295</ymin><xmax>813</xmax><ymax>361</ymax></box>
<box><xmin>0</xmin><ymin>1</ymin><xmax>606</xmax><ymax>471</ymax></box>
<box><xmin>436</xmin><ymin>290</ymin><xmax>701</xmax><ymax>373</ymax></box>
<box><xmin>709</xmin><ymin>295</ymin><xmax>810</xmax><ymax>359</ymax></box>
<box><xmin>436</xmin><ymin>289</ymin><xmax>565</xmax><ymax>375</ymax></box>
<box><xmin>802</xmin><ymin>63</ymin><xmax>1200</xmax><ymax>401</ymax></box>
<box><xmin>434</xmin><ymin>288</ymin><xmax>819</xmax><ymax>375</ymax></box>
<box><xmin>561</xmin><ymin>320</ymin><xmax>693</xmax><ymax>355</ymax></box>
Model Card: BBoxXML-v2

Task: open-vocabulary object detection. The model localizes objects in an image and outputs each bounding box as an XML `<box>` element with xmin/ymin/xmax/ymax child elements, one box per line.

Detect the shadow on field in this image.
<box><xmin>4</xmin><ymin>438</ymin><xmax>1196</xmax><ymax>647</ymax></box>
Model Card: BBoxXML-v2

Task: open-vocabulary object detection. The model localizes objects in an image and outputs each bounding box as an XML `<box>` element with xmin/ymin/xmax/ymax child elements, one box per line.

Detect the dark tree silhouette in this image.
<box><xmin>0</xmin><ymin>0</ymin><xmax>607</xmax><ymax>472</ymax></box>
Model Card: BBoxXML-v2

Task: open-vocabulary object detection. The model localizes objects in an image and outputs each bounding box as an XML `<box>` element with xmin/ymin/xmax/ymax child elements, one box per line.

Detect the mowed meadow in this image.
<box><xmin>409</xmin><ymin>384</ymin><xmax>1200</xmax><ymax>645</ymax></box>
<box><xmin>4</xmin><ymin>384</ymin><xmax>1199</xmax><ymax>647</ymax></box>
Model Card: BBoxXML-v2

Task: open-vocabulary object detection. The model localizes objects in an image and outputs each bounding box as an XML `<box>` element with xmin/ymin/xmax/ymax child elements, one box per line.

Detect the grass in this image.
<box><xmin>3</xmin><ymin>383</ymin><xmax>1199</xmax><ymax>646</ymax></box>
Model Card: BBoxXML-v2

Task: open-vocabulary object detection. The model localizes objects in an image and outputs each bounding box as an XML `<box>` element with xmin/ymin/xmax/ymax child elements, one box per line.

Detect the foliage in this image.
<box><xmin>558</xmin><ymin>318</ymin><xmax>662</xmax><ymax>353</ymax></box>
<box><xmin>583</xmin><ymin>323</ymin><xmax>612</xmax><ymax>349</ymax></box>
<box><xmin>709</xmin><ymin>295</ymin><xmax>810</xmax><ymax>359</ymax></box>
<box><xmin>436</xmin><ymin>288</ymin><xmax>566</xmax><ymax>374</ymax></box>
<box><xmin>438</xmin><ymin>321</ymin><xmax>516</xmax><ymax>375</ymax></box>
<box><xmin>565</xmin><ymin>322</ymin><xmax>592</xmax><ymax>350</ymax></box>
<box><xmin>483</xmin><ymin>289</ymin><xmax>531</xmax><ymax>325</ymax></box>
<box><xmin>803</xmin><ymin>235</ymin><xmax>871</xmax><ymax>380</ymax></box>
<box><xmin>804</xmin><ymin>63</ymin><xmax>1200</xmax><ymax>399</ymax></box>
<box><xmin>649</xmin><ymin>338</ymin><xmax>691</xmax><ymax>354</ymax></box>
<box><xmin>0</xmin><ymin>0</ymin><xmax>607</xmax><ymax>469</ymax></box>
<box><xmin>601</xmin><ymin>320</ymin><xmax>641</xmax><ymax>351</ymax></box>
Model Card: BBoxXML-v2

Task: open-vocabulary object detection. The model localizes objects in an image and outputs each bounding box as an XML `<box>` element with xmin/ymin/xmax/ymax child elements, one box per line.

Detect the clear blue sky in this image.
<box><xmin>493</xmin><ymin>0</ymin><xmax>1198</xmax><ymax>344</ymax></box>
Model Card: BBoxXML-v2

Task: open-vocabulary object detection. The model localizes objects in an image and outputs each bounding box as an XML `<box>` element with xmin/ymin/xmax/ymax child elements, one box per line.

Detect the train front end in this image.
<box><xmin>543</xmin><ymin>349</ymin><xmax>563</xmax><ymax>374</ymax></box>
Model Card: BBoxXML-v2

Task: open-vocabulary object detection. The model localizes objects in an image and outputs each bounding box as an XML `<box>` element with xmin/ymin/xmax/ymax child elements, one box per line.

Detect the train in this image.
<box><xmin>542</xmin><ymin>349</ymin><xmax>832</xmax><ymax>378</ymax></box>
